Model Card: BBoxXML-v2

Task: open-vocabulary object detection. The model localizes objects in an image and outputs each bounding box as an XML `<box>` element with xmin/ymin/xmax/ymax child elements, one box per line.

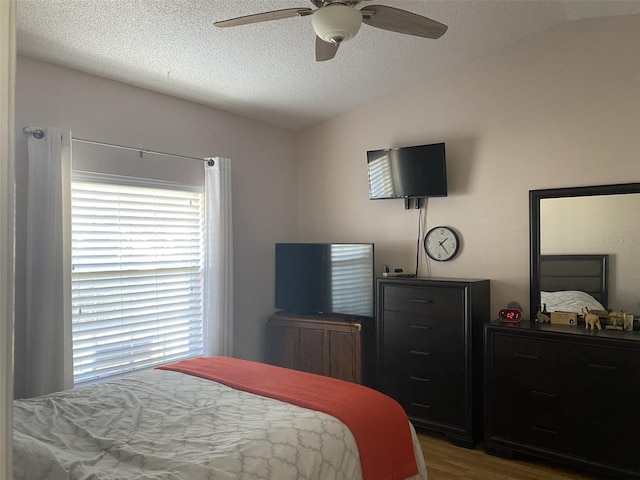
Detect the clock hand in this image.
<box><xmin>440</xmin><ymin>243</ymin><xmax>449</xmax><ymax>254</ymax></box>
<box><xmin>438</xmin><ymin>237</ymin><xmax>449</xmax><ymax>246</ymax></box>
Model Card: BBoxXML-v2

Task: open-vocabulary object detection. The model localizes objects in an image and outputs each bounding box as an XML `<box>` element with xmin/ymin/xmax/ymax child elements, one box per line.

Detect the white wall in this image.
<box><xmin>14</xmin><ymin>56</ymin><xmax>299</xmax><ymax>398</ymax></box>
<box><xmin>297</xmin><ymin>14</ymin><xmax>640</xmax><ymax>319</ymax></box>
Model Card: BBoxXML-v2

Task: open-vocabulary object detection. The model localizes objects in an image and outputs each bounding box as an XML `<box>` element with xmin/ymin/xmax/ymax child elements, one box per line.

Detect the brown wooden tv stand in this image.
<box><xmin>265</xmin><ymin>312</ymin><xmax>367</xmax><ymax>385</ymax></box>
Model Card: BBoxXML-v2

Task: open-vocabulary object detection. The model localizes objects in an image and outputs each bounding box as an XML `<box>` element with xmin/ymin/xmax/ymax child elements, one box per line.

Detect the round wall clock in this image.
<box><xmin>424</xmin><ymin>226</ymin><xmax>460</xmax><ymax>261</ymax></box>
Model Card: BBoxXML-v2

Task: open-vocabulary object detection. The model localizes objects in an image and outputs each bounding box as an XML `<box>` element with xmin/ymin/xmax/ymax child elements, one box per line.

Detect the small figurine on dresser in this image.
<box><xmin>536</xmin><ymin>303</ymin><xmax>551</xmax><ymax>323</ymax></box>
<box><xmin>604</xmin><ymin>311</ymin><xmax>635</xmax><ymax>331</ymax></box>
<box><xmin>605</xmin><ymin>311</ymin><xmax>625</xmax><ymax>330</ymax></box>
<box><xmin>582</xmin><ymin>308</ymin><xmax>602</xmax><ymax>330</ymax></box>
<box><xmin>624</xmin><ymin>313</ymin><xmax>634</xmax><ymax>331</ymax></box>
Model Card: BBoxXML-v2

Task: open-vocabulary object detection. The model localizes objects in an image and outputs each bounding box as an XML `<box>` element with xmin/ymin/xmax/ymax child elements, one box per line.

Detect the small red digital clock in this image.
<box><xmin>498</xmin><ymin>308</ymin><xmax>523</xmax><ymax>323</ymax></box>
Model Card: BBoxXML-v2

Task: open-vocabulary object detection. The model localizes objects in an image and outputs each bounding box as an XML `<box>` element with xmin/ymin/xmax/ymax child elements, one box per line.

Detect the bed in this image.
<box><xmin>539</xmin><ymin>254</ymin><xmax>609</xmax><ymax>313</ymax></box>
<box><xmin>13</xmin><ymin>356</ymin><xmax>427</xmax><ymax>480</ymax></box>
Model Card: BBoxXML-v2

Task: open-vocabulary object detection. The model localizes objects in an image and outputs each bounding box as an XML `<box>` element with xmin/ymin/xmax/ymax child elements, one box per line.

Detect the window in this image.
<box><xmin>71</xmin><ymin>172</ymin><xmax>204</xmax><ymax>386</ymax></box>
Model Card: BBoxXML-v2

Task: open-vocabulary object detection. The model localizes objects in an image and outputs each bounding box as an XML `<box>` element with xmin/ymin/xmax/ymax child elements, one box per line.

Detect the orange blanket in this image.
<box><xmin>159</xmin><ymin>356</ymin><xmax>418</xmax><ymax>480</ymax></box>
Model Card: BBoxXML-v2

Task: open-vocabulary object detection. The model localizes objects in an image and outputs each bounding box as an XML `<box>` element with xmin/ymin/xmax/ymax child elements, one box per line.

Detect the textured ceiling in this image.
<box><xmin>16</xmin><ymin>0</ymin><xmax>640</xmax><ymax>130</ymax></box>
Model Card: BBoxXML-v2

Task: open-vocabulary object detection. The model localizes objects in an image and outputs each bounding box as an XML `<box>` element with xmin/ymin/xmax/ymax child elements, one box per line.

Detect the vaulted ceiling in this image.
<box><xmin>16</xmin><ymin>0</ymin><xmax>640</xmax><ymax>130</ymax></box>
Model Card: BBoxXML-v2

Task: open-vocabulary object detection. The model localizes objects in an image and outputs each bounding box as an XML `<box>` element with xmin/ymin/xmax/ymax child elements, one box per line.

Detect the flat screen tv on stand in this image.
<box><xmin>274</xmin><ymin>243</ymin><xmax>374</xmax><ymax>319</ymax></box>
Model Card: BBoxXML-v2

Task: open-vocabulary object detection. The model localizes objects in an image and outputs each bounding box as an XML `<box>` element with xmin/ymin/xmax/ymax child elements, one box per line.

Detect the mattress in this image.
<box><xmin>13</xmin><ymin>362</ymin><xmax>427</xmax><ymax>480</ymax></box>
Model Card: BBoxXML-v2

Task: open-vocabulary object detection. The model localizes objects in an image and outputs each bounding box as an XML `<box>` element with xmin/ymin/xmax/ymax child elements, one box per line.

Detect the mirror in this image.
<box><xmin>529</xmin><ymin>183</ymin><xmax>640</xmax><ymax>320</ymax></box>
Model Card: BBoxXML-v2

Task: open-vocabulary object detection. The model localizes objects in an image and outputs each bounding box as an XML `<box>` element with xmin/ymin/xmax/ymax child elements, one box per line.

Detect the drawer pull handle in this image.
<box><xmin>410</xmin><ymin>350</ymin><xmax>431</xmax><ymax>357</ymax></box>
<box><xmin>533</xmin><ymin>426</ymin><xmax>558</xmax><ymax>435</ymax></box>
<box><xmin>410</xmin><ymin>376</ymin><xmax>431</xmax><ymax>383</ymax></box>
<box><xmin>410</xmin><ymin>299</ymin><xmax>433</xmax><ymax>304</ymax></box>
<box><xmin>411</xmin><ymin>402</ymin><xmax>431</xmax><ymax>409</ymax></box>
<box><xmin>513</xmin><ymin>352</ymin><xmax>539</xmax><ymax>360</ymax></box>
<box><xmin>410</xmin><ymin>324</ymin><xmax>432</xmax><ymax>330</ymax></box>
<box><xmin>588</xmin><ymin>363</ymin><xmax>618</xmax><ymax>371</ymax></box>
<box><xmin>531</xmin><ymin>390</ymin><xmax>557</xmax><ymax>399</ymax></box>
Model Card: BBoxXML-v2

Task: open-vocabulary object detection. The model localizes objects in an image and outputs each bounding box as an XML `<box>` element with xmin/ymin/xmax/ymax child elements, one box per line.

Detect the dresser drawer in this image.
<box><xmin>565</xmin><ymin>345</ymin><xmax>640</xmax><ymax>465</ymax></box>
<box><xmin>382</xmin><ymin>311</ymin><xmax>464</xmax><ymax>365</ymax></box>
<box><xmin>403</xmin><ymin>396</ymin><xmax>465</xmax><ymax>428</ymax></box>
<box><xmin>383</xmin><ymin>286</ymin><xmax>464</xmax><ymax>316</ymax></box>
<box><xmin>491</xmin><ymin>334</ymin><xmax>563</xmax><ymax>391</ymax></box>
<box><xmin>574</xmin><ymin>415</ymin><xmax>640</xmax><ymax>471</ymax></box>
<box><xmin>570</xmin><ymin>345</ymin><xmax>640</xmax><ymax>394</ymax></box>
<box><xmin>492</xmin><ymin>334</ymin><xmax>561</xmax><ymax>368</ymax></box>
<box><xmin>381</xmin><ymin>365</ymin><xmax>465</xmax><ymax>427</ymax></box>
<box><xmin>491</xmin><ymin>364</ymin><xmax>562</xmax><ymax>399</ymax></box>
<box><xmin>492</xmin><ymin>411</ymin><xmax>569</xmax><ymax>453</ymax></box>
<box><xmin>491</xmin><ymin>382</ymin><xmax>562</xmax><ymax>420</ymax></box>
<box><xmin>381</xmin><ymin>362</ymin><xmax>465</xmax><ymax>386</ymax></box>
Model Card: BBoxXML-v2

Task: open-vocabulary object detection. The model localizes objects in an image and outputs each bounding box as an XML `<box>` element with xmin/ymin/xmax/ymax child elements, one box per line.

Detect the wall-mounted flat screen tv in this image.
<box><xmin>367</xmin><ymin>142</ymin><xmax>447</xmax><ymax>199</ymax></box>
<box><xmin>275</xmin><ymin>243</ymin><xmax>374</xmax><ymax>318</ymax></box>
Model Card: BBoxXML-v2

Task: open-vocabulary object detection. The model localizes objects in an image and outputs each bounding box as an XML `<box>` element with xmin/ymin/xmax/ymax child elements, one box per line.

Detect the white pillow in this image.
<box><xmin>540</xmin><ymin>290</ymin><xmax>605</xmax><ymax>313</ymax></box>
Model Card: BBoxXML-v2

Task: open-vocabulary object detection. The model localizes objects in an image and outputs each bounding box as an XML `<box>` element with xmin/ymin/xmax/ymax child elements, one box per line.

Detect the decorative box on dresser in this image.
<box><xmin>484</xmin><ymin>321</ymin><xmax>640</xmax><ymax>479</ymax></box>
<box><xmin>376</xmin><ymin>277</ymin><xmax>490</xmax><ymax>448</ymax></box>
<box><xmin>265</xmin><ymin>313</ymin><xmax>367</xmax><ymax>384</ymax></box>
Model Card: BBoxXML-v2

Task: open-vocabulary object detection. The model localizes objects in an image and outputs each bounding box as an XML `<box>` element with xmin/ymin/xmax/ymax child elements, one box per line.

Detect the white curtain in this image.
<box><xmin>204</xmin><ymin>157</ymin><xmax>234</xmax><ymax>356</ymax></box>
<box><xmin>1</xmin><ymin>1</ymin><xmax>16</xmax><ymax>473</ymax></box>
<box><xmin>25</xmin><ymin>127</ymin><xmax>73</xmax><ymax>397</ymax></box>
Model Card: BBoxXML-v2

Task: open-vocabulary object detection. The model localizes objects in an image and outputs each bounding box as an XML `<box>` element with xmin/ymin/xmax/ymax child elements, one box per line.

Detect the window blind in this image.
<box><xmin>71</xmin><ymin>173</ymin><xmax>204</xmax><ymax>386</ymax></box>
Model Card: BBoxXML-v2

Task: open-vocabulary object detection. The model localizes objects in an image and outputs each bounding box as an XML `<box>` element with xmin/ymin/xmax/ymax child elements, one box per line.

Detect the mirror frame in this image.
<box><xmin>529</xmin><ymin>182</ymin><xmax>640</xmax><ymax>320</ymax></box>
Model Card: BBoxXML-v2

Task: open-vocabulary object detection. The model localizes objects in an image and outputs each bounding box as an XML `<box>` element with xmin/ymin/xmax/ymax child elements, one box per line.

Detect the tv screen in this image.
<box><xmin>367</xmin><ymin>142</ymin><xmax>447</xmax><ymax>199</ymax></box>
<box><xmin>275</xmin><ymin>243</ymin><xmax>374</xmax><ymax>318</ymax></box>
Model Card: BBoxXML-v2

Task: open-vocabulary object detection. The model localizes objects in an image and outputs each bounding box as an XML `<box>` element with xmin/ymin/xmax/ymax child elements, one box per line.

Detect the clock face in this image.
<box><xmin>424</xmin><ymin>226</ymin><xmax>460</xmax><ymax>261</ymax></box>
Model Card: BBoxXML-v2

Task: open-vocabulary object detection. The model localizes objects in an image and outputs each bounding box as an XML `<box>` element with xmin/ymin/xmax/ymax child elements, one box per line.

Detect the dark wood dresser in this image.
<box><xmin>376</xmin><ymin>277</ymin><xmax>490</xmax><ymax>448</ymax></box>
<box><xmin>265</xmin><ymin>313</ymin><xmax>364</xmax><ymax>384</ymax></box>
<box><xmin>485</xmin><ymin>321</ymin><xmax>640</xmax><ymax>479</ymax></box>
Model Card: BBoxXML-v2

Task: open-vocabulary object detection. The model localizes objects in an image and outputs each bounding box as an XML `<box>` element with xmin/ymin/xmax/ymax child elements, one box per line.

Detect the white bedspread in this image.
<box><xmin>14</xmin><ymin>369</ymin><xmax>427</xmax><ymax>480</ymax></box>
<box><xmin>540</xmin><ymin>290</ymin><xmax>605</xmax><ymax>313</ymax></box>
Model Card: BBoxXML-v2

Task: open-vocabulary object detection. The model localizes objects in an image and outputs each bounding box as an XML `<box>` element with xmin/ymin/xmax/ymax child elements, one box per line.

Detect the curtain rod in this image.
<box><xmin>22</xmin><ymin>127</ymin><xmax>213</xmax><ymax>165</ymax></box>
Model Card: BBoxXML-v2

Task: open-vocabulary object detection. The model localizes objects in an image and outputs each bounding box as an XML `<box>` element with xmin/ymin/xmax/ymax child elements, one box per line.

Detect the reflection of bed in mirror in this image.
<box><xmin>539</xmin><ymin>254</ymin><xmax>608</xmax><ymax>314</ymax></box>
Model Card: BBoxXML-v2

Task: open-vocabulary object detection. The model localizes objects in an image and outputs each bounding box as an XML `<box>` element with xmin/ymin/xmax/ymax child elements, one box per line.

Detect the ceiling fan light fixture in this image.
<box><xmin>311</xmin><ymin>4</ymin><xmax>362</xmax><ymax>44</ymax></box>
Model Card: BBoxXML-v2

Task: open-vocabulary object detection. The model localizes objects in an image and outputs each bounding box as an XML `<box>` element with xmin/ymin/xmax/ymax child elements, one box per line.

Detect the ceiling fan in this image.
<box><xmin>214</xmin><ymin>0</ymin><xmax>448</xmax><ymax>62</ymax></box>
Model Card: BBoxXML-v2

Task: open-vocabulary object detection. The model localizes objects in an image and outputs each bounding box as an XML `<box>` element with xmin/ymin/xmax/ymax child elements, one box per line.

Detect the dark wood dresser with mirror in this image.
<box><xmin>376</xmin><ymin>277</ymin><xmax>490</xmax><ymax>448</ymax></box>
<box><xmin>484</xmin><ymin>182</ymin><xmax>640</xmax><ymax>479</ymax></box>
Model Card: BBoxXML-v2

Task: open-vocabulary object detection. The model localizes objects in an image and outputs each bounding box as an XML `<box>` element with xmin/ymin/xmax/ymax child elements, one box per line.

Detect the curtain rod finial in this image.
<box><xmin>23</xmin><ymin>127</ymin><xmax>45</xmax><ymax>139</ymax></box>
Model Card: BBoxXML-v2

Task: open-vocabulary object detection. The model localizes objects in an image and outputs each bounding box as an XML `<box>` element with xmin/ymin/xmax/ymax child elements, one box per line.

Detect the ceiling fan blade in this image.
<box><xmin>316</xmin><ymin>36</ymin><xmax>339</xmax><ymax>62</ymax></box>
<box><xmin>214</xmin><ymin>8</ymin><xmax>313</xmax><ymax>28</ymax></box>
<box><xmin>361</xmin><ymin>5</ymin><xmax>447</xmax><ymax>39</ymax></box>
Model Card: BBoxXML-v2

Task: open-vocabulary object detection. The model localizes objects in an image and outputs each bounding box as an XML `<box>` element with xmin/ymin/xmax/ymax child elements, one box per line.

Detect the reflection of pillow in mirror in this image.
<box><xmin>541</xmin><ymin>290</ymin><xmax>605</xmax><ymax>313</ymax></box>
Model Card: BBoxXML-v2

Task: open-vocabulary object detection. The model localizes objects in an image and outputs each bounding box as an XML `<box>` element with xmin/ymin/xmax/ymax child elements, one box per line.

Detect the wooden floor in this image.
<box><xmin>416</xmin><ymin>429</ymin><xmax>609</xmax><ymax>480</ymax></box>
